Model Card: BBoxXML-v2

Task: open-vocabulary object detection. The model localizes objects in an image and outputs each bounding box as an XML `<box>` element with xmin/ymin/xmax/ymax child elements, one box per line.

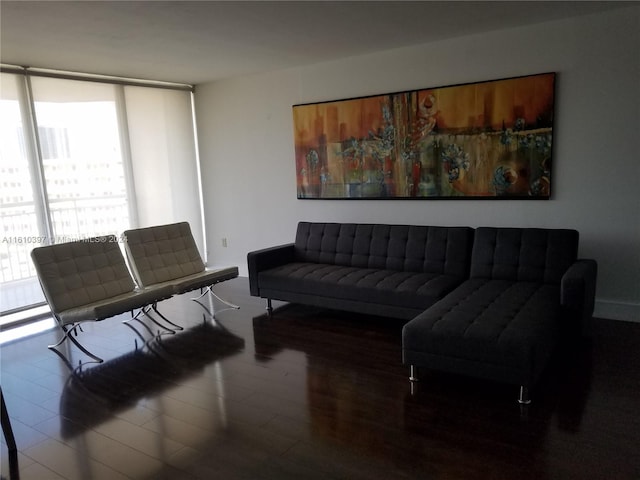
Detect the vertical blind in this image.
<box><xmin>0</xmin><ymin>70</ymin><xmax>202</xmax><ymax>314</ymax></box>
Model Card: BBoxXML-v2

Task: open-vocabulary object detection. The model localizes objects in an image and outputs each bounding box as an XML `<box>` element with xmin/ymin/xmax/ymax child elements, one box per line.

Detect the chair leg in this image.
<box><xmin>191</xmin><ymin>285</ymin><xmax>240</xmax><ymax>309</ymax></box>
<box><xmin>1</xmin><ymin>388</ymin><xmax>16</xmax><ymax>453</ymax></box>
<box><xmin>149</xmin><ymin>304</ymin><xmax>184</xmax><ymax>331</ymax></box>
<box><xmin>1</xmin><ymin>387</ymin><xmax>18</xmax><ymax>480</ymax></box>
<box><xmin>190</xmin><ymin>287</ymin><xmax>208</xmax><ymax>301</ymax></box>
<box><xmin>266</xmin><ymin>299</ymin><xmax>273</xmax><ymax>315</ymax></box>
<box><xmin>124</xmin><ymin>307</ymin><xmax>177</xmax><ymax>338</ymax></box>
<box><xmin>48</xmin><ymin>323</ymin><xmax>104</xmax><ymax>363</ymax></box>
<box><xmin>208</xmin><ymin>288</ymin><xmax>240</xmax><ymax>310</ymax></box>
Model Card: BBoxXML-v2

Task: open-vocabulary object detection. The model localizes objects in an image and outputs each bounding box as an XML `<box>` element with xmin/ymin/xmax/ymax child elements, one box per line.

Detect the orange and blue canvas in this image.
<box><xmin>293</xmin><ymin>72</ymin><xmax>555</xmax><ymax>199</ymax></box>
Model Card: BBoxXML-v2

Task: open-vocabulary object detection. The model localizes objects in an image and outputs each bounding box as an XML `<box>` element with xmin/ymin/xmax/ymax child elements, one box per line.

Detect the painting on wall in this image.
<box><xmin>293</xmin><ymin>72</ymin><xmax>555</xmax><ymax>199</ymax></box>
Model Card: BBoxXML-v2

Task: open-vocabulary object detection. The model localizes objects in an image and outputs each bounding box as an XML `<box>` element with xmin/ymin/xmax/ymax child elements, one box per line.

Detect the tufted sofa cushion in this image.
<box><xmin>470</xmin><ymin>227</ymin><xmax>578</xmax><ymax>284</ymax></box>
<box><xmin>403</xmin><ymin>278</ymin><xmax>562</xmax><ymax>386</ymax></box>
<box><xmin>31</xmin><ymin>236</ymin><xmax>136</xmax><ymax>314</ymax></box>
<box><xmin>294</xmin><ymin>223</ymin><xmax>473</xmax><ymax>277</ymax></box>
<box><xmin>402</xmin><ymin>226</ymin><xmax>581</xmax><ymax>388</ymax></box>
<box><xmin>259</xmin><ymin>263</ymin><xmax>463</xmax><ymax>311</ymax></box>
<box><xmin>251</xmin><ymin>223</ymin><xmax>474</xmax><ymax>318</ymax></box>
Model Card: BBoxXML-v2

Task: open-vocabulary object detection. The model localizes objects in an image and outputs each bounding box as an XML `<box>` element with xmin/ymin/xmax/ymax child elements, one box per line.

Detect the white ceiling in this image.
<box><xmin>0</xmin><ymin>1</ymin><xmax>632</xmax><ymax>85</ymax></box>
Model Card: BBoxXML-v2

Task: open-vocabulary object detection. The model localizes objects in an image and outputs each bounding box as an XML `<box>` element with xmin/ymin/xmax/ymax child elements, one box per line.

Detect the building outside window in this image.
<box><xmin>0</xmin><ymin>69</ymin><xmax>202</xmax><ymax>325</ymax></box>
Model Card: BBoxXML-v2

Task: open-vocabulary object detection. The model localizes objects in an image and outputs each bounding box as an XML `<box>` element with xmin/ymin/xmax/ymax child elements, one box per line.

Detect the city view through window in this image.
<box><xmin>0</xmin><ymin>73</ymin><xmax>131</xmax><ymax>315</ymax></box>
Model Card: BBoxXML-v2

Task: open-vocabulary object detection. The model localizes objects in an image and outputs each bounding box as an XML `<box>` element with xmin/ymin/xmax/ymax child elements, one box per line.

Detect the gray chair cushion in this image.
<box><xmin>31</xmin><ymin>236</ymin><xmax>174</xmax><ymax>326</ymax></box>
<box><xmin>56</xmin><ymin>285</ymin><xmax>173</xmax><ymax>324</ymax></box>
<box><xmin>162</xmin><ymin>267</ymin><xmax>239</xmax><ymax>295</ymax></box>
<box><xmin>31</xmin><ymin>236</ymin><xmax>137</xmax><ymax>314</ymax></box>
<box><xmin>124</xmin><ymin>222</ymin><xmax>238</xmax><ymax>293</ymax></box>
<box><xmin>124</xmin><ymin>222</ymin><xmax>206</xmax><ymax>287</ymax></box>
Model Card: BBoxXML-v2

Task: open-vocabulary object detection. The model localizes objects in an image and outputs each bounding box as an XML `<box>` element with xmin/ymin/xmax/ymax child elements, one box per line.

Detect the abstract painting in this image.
<box><xmin>293</xmin><ymin>72</ymin><xmax>555</xmax><ymax>199</ymax></box>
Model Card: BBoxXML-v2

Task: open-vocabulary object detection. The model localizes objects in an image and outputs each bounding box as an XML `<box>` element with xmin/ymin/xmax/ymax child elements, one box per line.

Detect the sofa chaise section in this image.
<box><xmin>248</xmin><ymin>222</ymin><xmax>474</xmax><ymax>319</ymax></box>
<box><xmin>402</xmin><ymin>227</ymin><xmax>597</xmax><ymax>403</ymax></box>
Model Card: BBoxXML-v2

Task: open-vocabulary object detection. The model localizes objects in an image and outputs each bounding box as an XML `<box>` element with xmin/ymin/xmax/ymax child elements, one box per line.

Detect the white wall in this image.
<box><xmin>194</xmin><ymin>7</ymin><xmax>640</xmax><ymax>321</ymax></box>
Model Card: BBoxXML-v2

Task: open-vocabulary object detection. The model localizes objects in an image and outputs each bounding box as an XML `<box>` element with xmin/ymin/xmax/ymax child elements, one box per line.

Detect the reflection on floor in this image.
<box><xmin>1</xmin><ymin>277</ymin><xmax>639</xmax><ymax>480</ymax></box>
<box><xmin>59</xmin><ymin>320</ymin><xmax>244</xmax><ymax>439</ymax></box>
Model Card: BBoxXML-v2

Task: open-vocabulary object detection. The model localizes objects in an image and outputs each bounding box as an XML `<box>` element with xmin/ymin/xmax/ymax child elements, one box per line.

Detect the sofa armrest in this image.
<box><xmin>247</xmin><ymin>243</ymin><xmax>295</xmax><ymax>296</ymax></box>
<box><xmin>561</xmin><ymin>259</ymin><xmax>598</xmax><ymax>337</ymax></box>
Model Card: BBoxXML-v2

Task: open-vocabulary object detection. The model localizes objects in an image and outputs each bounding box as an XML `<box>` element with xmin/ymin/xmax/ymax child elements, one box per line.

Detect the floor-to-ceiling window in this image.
<box><xmin>0</xmin><ymin>73</ymin><xmax>45</xmax><ymax>312</ymax></box>
<box><xmin>0</xmin><ymin>68</ymin><xmax>201</xmax><ymax>320</ymax></box>
<box><xmin>31</xmin><ymin>77</ymin><xmax>133</xmax><ymax>242</ymax></box>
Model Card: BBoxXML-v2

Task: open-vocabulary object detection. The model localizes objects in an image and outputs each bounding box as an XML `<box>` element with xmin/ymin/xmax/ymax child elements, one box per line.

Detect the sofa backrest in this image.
<box><xmin>31</xmin><ymin>236</ymin><xmax>136</xmax><ymax>314</ymax></box>
<box><xmin>470</xmin><ymin>227</ymin><xmax>579</xmax><ymax>284</ymax></box>
<box><xmin>123</xmin><ymin>222</ymin><xmax>205</xmax><ymax>287</ymax></box>
<box><xmin>294</xmin><ymin>222</ymin><xmax>474</xmax><ymax>278</ymax></box>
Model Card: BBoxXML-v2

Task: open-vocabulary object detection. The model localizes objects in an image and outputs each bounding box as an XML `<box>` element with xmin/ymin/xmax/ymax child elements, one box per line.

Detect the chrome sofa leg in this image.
<box><xmin>518</xmin><ymin>386</ymin><xmax>532</xmax><ymax>405</ymax></box>
<box><xmin>408</xmin><ymin>365</ymin><xmax>419</xmax><ymax>395</ymax></box>
<box><xmin>266</xmin><ymin>299</ymin><xmax>273</xmax><ymax>315</ymax></box>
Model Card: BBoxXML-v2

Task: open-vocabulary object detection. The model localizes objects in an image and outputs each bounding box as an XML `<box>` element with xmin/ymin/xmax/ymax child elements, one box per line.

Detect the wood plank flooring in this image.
<box><xmin>1</xmin><ymin>277</ymin><xmax>639</xmax><ymax>479</ymax></box>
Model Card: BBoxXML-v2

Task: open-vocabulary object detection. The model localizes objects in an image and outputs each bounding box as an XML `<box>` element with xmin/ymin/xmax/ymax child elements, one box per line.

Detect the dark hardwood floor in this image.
<box><xmin>1</xmin><ymin>277</ymin><xmax>639</xmax><ymax>479</ymax></box>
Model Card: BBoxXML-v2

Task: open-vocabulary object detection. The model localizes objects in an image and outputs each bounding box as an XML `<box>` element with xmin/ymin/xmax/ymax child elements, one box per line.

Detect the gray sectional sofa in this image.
<box><xmin>247</xmin><ymin>222</ymin><xmax>597</xmax><ymax>403</ymax></box>
<box><xmin>248</xmin><ymin>222</ymin><xmax>474</xmax><ymax>319</ymax></box>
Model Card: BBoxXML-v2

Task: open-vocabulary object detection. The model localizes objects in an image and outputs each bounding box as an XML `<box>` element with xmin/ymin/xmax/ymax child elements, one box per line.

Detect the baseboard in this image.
<box><xmin>594</xmin><ymin>300</ymin><xmax>640</xmax><ymax>323</ymax></box>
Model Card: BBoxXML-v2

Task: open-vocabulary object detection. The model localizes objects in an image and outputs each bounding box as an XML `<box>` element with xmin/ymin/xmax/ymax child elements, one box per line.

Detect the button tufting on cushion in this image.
<box><xmin>124</xmin><ymin>222</ymin><xmax>239</xmax><ymax>295</ymax></box>
<box><xmin>124</xmin><ymin>222</ymin><xmax>206</xmax><ymax>287</ymax></box>
<box><xmin>31</xmin><ymin>236</ymin><xmax>137</xmax><ymax>313</ymax></box>
<box><xmin>403</xmin><ymin>226</ymin><xmax>581</xmax><ymax>389</ymax></box>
